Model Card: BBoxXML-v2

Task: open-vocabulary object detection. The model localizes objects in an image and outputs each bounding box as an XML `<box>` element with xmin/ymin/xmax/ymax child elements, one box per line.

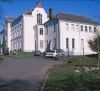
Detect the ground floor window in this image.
<box><xmin>40</xmin><ymin>40</ymin><xmax>43</xmax><ymax>49</ymax></box>
<box><xmin>72</xmin><ymin>38</ymin><xmax>75</xmax><ymax>49</ymax></box>
<box><xmin>66</xmin><ymin>38</ymin><xmax>69</xmax><ymax>49</ymax></box>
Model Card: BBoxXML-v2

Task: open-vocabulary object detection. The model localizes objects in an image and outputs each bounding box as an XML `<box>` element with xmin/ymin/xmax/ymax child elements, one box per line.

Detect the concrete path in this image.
<box><xmin>0</xmin><ymin>56</ymin><xmax>66</xmax><ymax>91</ymax></box>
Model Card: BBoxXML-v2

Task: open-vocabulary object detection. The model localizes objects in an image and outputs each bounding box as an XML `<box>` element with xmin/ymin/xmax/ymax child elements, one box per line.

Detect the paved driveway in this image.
<box><xmin>0</xmin><ymin>56</ymin><xmax>66</xmax><ymax>91</ymax></box>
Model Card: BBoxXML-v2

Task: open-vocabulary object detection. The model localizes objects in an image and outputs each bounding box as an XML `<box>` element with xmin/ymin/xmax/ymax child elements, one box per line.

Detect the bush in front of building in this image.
<box><xmin>15</xmin><ymin>51</ymin><xmax>34</xmax><ymax>57</ymax></box>
<box><xmin>4</xmin><ymin>48</ymin><xmax>9</xmax><ymax>55</ymax></box>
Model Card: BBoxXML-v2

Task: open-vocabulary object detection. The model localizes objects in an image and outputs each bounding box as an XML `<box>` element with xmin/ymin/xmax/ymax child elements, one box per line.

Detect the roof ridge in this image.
<box><xmin>57</xmin><ymin>13</ymin><xmax>99</xmax><ymax>25</ymax></box>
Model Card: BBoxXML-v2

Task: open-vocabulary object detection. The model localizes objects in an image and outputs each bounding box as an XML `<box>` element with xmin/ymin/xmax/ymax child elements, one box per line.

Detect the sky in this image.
<box><xmin>0</xmin><ymin>0</ymin><xmax>100</xmax><ymax>30</ymax></box>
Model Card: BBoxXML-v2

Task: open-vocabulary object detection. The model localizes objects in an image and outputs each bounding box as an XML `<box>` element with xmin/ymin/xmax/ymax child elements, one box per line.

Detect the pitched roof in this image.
<box><xmin>6</xmin><ymin>17</ymin><xmax>15</xmax><ymax>23</ymax></box>
<box><xmin>24</xmin><ymin>9</ymin><xmax>33</xmax><ymax>15</ymax></box>
<box><xmin>57</xmin><ymin>13</ymin><xmax>99</xmax><ymax>25</ymax></box>
<box><xmin>24</xmin><ymin>2</ymin><xmax>42</xmax><ymax>15</ymax></box>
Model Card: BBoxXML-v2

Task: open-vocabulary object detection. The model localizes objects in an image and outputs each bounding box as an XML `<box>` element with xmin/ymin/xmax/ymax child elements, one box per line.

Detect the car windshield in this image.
<box><xmin>49</xmin><ymin>50</ymin><xmax>55</xmax><ymax>52</ymax></box>
<box><xmin>56</xmin><ymin>49</ymin><xmax>64</xmax><ymax>52</ymax></box>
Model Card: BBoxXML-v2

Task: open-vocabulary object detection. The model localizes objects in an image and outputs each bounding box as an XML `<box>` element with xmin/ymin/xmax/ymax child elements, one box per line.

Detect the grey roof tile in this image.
<box><xmin>57</xmin><ymin>13</ymin><xmax>99</xmax><ymax>25</ymax></box>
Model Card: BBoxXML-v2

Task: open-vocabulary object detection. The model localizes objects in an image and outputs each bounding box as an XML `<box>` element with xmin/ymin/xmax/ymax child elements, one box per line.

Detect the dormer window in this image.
<box><xmin>37</xmin><ymin>13</ymin><xmax>42</xmax><ymax>24</ymax></box>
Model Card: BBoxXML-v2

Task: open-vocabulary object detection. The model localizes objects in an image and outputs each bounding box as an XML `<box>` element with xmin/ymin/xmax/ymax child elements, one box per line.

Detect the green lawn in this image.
<box><xmin>10</xmin><ymin>52</ymin><xmax>34</xmax><ymax>57</ymax></box>
<box><xmin>43</xmin><ymin>65</ymin><xmax>100</xmax><ymax>91</ymax></box>
<box><xmin>68</xmin><ymin>55</ymin><xmax>98</xmax><ymax>66</ymax></box>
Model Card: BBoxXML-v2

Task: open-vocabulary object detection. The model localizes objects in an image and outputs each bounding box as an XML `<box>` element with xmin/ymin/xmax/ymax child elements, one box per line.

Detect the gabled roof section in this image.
<box><xmin>57</xmin><ymin>13</ymin><xmax>99</xmax><ymax>25</ymax></box>
<box><xmin>11</xmin><ymin>15</ymin><xmax>22</xmax><ymax>27</ymax></box>
<box><xmin>24</xmin><ymin>9</ymin><xmax>33</xmax><ymax>15</ymax></box>
<box><xmin>24</xmin><ymin>2</ymin><xmax>43</xmax><ymax>15</ymax></box>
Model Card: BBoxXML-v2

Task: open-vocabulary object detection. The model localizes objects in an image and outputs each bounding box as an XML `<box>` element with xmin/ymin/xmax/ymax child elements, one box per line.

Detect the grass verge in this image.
<box><xmin>69</xmin><ymin>55</ymin><xmax>98</xmax><ymax>66</ymax></box>
<box><xmin>43</xmin><ymin>65</ymin><xmax>100</xmax><ymax>91</ymax></box>
<box><xmin>10</xmin><ymin>52</ymin><xmax>34</xmax><ymax>57</ymax></box>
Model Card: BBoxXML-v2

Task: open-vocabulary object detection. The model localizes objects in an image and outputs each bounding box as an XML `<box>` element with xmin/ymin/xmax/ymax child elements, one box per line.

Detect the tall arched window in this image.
<box><xmin>37</xmin><ymin>13</ymin><xmax>42</xmax><ymax>24</ymax></box>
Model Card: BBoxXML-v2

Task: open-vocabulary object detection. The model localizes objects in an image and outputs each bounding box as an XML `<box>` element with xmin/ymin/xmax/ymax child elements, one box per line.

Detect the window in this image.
<box><xmin>81</xmin><ymin>25</ymin><xmax>83</xmax><ymax>31</ymax></box>
<box><xmin>71</xmin><ymin>24</ymin><xmax>74</xmax><ymax>31</ymax></box>
<box><xmin>85</xmin><ymin>26</ymin><xmax>87</xmax><ymax>32</ymax></box>
<box><xmin>37</xmin><ymin>13</ymin><xmax>42</xmax><ymax>24</ymax></box>
<box><xmin>72</xmin><ymin>38</ymin><xmax>75</xmax><ymax>49</ymax></box>
<box><xmin>46</xmin><ymin>40</ymin><xmax>48</xmax><ymax>48</ymax></box>
<box><xmin>81</xmin><ymin>39</ymin><xmax>84</xmax><ymax>50</ymax></box>
<box><xmin>66</xmin><ymin>23</ymin><xmax>69</xmax><ymax>31</ymax></box>
<box><xmin>15</xmin><ymin>27</ymin><xmax>16</xmax><ymax>29</ymax></box>
<box><xmin>40</xmin><ymin>28</ymin><xmax>43</xmax><ymax>35</ymax></box>
<box><xmin>46</xmin><ymin>27</ymin><xmax>48</xmax><ymax>35</ymax></box>
<box><xmin>53</xmin><ymin>24</ymin><xmax>56</xmax><ymax>32</ymax></box>
<box><xmin>89</xmin><ymin>26</ymin><xmax>92</xmax><ymax>32</ymax></box>
<box><xmin>54</xmin><ymin>38</ymin><xmax>56</xmax><ymax>49</ymax></box>
<box><xmin>66</xmin><ymin>38</ymin><xmax>69</xmax><ymax>49</ymax></box>
<box><xmin>40</xmin><ymin>40</ymin><xmax>43</xmax><ymax>48</ymax></box>
<box><xmin>76</xmin><ymin>25</ymin><xmax>79</xmax><ymax>31</ymax></box>
<box><xmin>94</xmin><ymin>27</ymin><xmax>97</xmax><ymax>32</ymax></box>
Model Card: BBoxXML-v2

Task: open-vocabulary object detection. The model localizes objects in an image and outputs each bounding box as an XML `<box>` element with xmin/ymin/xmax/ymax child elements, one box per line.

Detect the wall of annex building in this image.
<box><xmin>45</xmin><ymin>21</ymin><xmax>59</xmax><ymax>51</ymax></box>
<box><xmin>23</xmin><ymin>15</ymin><xmax>35</xmax><ymax>52</ymax></box>
<box><xmin>5</xmin><ymin>22</ymin><xmax>12</xmax><ymax>52</ymax></box>
<box><xmin>36</xmin><ymin>25</ymin><xmax>45</xmax><ymax>52</ymax></box>
<box><xmin>59</xmin><ymin>20</ymin><xmax>97</xmax><ymax>55</ymax></box>
<box><xmin>0</xmin><ymin>33</ymin><xmax>4</xmax><ymax>53</ymax></box>
<box><xmin>11</xmin><ymin>17</ymin><xmax>23</xmax><ymax>52</ymax></box>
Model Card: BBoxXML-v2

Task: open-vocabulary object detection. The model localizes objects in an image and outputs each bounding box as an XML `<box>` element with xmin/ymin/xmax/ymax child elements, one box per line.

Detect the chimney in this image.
<box><xmin>49</xmin><ymin>8</ymin><xmax>54</xmax><ymax>20</ymax></box>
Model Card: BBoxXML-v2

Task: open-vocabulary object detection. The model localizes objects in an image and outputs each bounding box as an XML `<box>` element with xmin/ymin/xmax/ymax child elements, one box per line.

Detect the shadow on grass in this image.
<box><xmin>0</xmin><ymin>78</ymin><xmax>43</xmax><ymax>91</ymax></box>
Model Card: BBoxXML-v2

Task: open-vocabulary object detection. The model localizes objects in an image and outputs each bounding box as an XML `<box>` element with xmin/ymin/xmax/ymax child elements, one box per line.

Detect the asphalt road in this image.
<box><xmin>0</xmin><ymin>56</ymin><xmax>66</xmax><ymax>91</ymax></box>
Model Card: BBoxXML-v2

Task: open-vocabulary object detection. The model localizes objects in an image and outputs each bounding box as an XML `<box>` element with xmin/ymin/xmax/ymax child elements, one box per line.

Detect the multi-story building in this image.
<box><xmin>0</xmin><ymin>29</ymin><xmax>5</xmax><ymax>54</ymax></box>
<box><xmin>5</xmin><ymin>17</ymin><xmax>15</xmax><ymax>52</ymax></box>
<box><xmin>5</xmin><ymin>1</ymin><xmax>99</xmax><ymax>55</ymax></box>
<box><xmin>5</xmin><ymin>2</ymin><xmax>48</xmax><ymax>52</ymax></box>
<box><xmin>45</xmin><ymin>12</ymin><xmax>99</xmax><ymax>55</ymax></box>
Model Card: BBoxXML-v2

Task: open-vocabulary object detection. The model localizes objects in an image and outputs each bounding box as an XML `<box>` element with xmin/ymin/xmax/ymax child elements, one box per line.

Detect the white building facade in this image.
<box><xmin>0</xmin><ymin>30</ymin><xmax>5</xmax><ymax>54</ymax></box>
<box><xmin>5</xmin><ymin>2</ymin><xmax>99</xmax><ymax>55</ymax></box>
<box><xmin>5</xmin><ymin>2</ymin><xmax>48</xmax><ymax>52</ymax></box>
<box><xmin>44</xmin><ymin>13</ymin><xmax>99</xmax><ymax>55</ymax></box>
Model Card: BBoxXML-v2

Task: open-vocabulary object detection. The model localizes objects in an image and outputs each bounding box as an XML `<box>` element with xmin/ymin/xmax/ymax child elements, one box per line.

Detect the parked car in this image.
<box><xmin>45</xmin><ymin>49</ymin><xmax>65</xmax><ymax>58</ymax></box>
<box><xmin>34</xmin><ymin>51</ymin><xmax>42</xmax><ymax>56</ymax></box>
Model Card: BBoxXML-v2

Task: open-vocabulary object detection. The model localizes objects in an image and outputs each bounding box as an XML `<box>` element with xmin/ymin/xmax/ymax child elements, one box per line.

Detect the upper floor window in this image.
<box><xmin>71</xmin><ymin>24</ymin><xmax>74</xmax><ymax>31</ymax></box>
<box><xmin>94</xmin><ymin>27</ymin><xmax>97</xmax><ymax>32</ymax></box>
<box><xmin>85</xmin><ymin>26</ymin><xmax>87</xmax><ymax>32</ymax></box>
<box><xmin>37</xmin><ymin>13</ymin><xmax>42</xmax><ymax>24</ymax></box>
<box><xmin>76</xmin><ymin>25</ymin><xmax>79</xmax><ymax>31</ymax></box>
<box><xmin>46</xmin><ymin>27</ymin><xmax>48</xmax><ymax>35</ymax></box>
<box><xmin>53</xmin><ymin>23</ymin><xmax>56</xmax><ymax>32</ymax></box>
<box><xmin>66</xmin><ymin>23</ymin><xmax>69</xmax><ymax>31</ymax></box>
<box><xmin>40</xmin><ymin>28</ymin><xmax>43</xmax><ymax>35</ymax></box>
<box><xmin>81</xmin><ymin>25</ymin><xmax>83</xmax><ymax>31</ymax></box>
<box><xmin>89</xmin><ymin>26</ymin><xmax>92</xmax><ymax>32</ymax></box>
